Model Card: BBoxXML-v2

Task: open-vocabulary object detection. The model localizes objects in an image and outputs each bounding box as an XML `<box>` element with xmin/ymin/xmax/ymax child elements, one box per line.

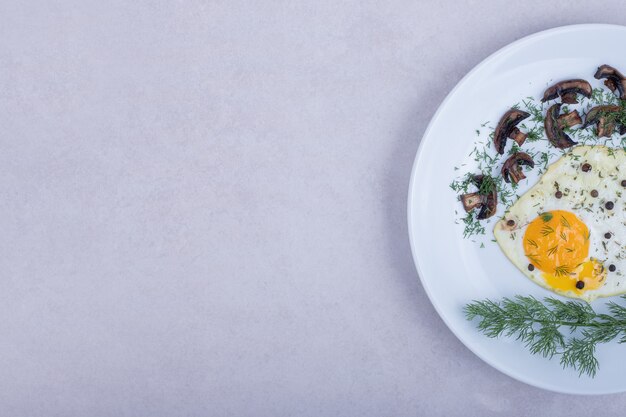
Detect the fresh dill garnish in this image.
<box><xmin>478</xmin><ymin>174</ymin><xmax>497</xmax><ymax>195</ymax></box>
<box><xmin>526</xmin><ymin>254</ymin><xmax>541</xmax><ymax>267</ymax></box>
<box><xmin>554</xmin><ymin>264</ymin><xmax>570</xmax><ymax>276</ymax></box>
<box><xmin>465</xmin><ymin>295</ymin><xmax>626</xmax><ymax>377</ymax></box>
<box><xmin>462</xmin><ymin>212</ymin><xmax>485</xmax><ymax>238</ymax></box>
<box><xmin>540</xmin><ymin>212</ymin><xmax>553</xmax><ymax>222</ymax></box>
<box><xmin>547</xmin><ymin>245</ymin><xmax>559</xmax><ymax>256</ymax></box>
<box><xmin>522</xmin><ymin>97</ymin><xmax>545</xmax><ymax>123</ymax></box>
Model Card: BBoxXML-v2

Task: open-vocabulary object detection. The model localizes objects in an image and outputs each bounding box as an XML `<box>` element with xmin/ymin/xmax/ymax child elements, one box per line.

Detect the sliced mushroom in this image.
<box><xmin>544</xmin><ymin>103</ymin><xmax>577</xmax><ymax>149</ymax></box>
<box><xmin>541</xmin><ymin>79</ymin><xmax>592</xmax><ymax>103</ymax></box>
<box><xmin>460</xmin><ymin>175</ymin><xmax>497</xmax><ymax>220</ymax></box>
<box><xmin>493</xmin><ymin>109</ymin><xmax>530</xmax><ymax>154</ymax></box>
<box><xmin>594</xmin><ymin>65</ymin><xmax>626</xmax><ymax>100</ymax></box>
<box><xmin>501</xmin><ymin>152</ymin><xmax>535</xmax><ymax>184</ymax></box>
<box><xmin>583</xmin><ymin>105</ymin><xmax>621</xmax><ymax>126</ymax></box>
<box><xmin>583</xmin><ymin>105</ymin><xmax>621</xmax><ymax>138</ymax></box>
<box><xmin>557</xmin><ymin>110</ymin><xmax>582</xmax><ymax>129</ymax></box>
<box><xmin>560</xmin><ymin>92</ymin><xmax>578</xmax><ymax>104</ymax></box>
<box><xmin>508</xmin><ymin>127</ymin><xmax>528</xmax><ymax>145</ymax></box>
<box><xmin>598</xmin><ymin>118</ymin><xmax>615</xmax><ymax>138</ymax></box>
<box><xmin>460</xmin><ymin>193</ymin><xmax>482</xmax><ymax>212</ymax></box>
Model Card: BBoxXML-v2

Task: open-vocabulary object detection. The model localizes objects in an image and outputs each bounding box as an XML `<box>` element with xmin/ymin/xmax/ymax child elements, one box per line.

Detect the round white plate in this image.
<box><xmin>408</xmin><ymin>24</ymin><xmax>626</xmax><ymax>394</ymax></box>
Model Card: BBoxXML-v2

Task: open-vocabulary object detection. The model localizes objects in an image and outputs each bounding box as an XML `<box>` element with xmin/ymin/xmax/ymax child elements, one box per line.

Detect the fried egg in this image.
<box><xmin>494</xmin><ymin>145</ymin><xmax>626</xmax><ymax>301</ymax></box>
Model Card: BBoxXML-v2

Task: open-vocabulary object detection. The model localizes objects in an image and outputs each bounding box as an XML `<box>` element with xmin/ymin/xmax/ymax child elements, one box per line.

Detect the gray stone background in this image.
<box><xmin>1</xmin><ymin>1</ymin><xmax>626</xmax><ymax>416</ymax></box>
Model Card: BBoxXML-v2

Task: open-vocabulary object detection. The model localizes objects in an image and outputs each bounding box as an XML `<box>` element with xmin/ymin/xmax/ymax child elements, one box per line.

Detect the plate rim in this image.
<box><xmin>407</xmin><ymin>23</ymin><xmax>626</xmax><ymax>395</ymax></box>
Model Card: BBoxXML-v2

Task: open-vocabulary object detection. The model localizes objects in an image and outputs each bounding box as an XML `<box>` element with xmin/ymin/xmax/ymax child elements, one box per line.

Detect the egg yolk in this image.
<box><xmin>523</xmin><ymin>210</ymin><xmax>605</xmax><ymax>293</ymax></box>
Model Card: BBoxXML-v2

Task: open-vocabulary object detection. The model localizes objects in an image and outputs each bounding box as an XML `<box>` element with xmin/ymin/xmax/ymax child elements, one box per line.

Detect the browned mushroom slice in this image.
<box><xmin>594</xmin><ymin>65</ymin><xmax>626</xmax><ymax>100</ymax></box>
<box><xmin>493</xmin><ymin>109</ymin><xmax>530</xmax><ymax>154</ymax></box>
<box><xmin>459</xmin><ymin>175</ymin><xmax>498</xmax><ymax>220</ymax></box>
<box><xmin>557</xmin><ymin>110</ymin><xmax>582</xmax><ymax>129</ymax></box>
<box><xmin>583</xmin><ymin>105</ymin><xmax>622</xmax><ymax>138</ymax></box>
<box><xmin>597</xmin><ymin>117</ymin><xmax>615</xmax><ymax>138</ymax></box>
<box><xmin>605</xmin><ymin>78</ymin><xmax>617</xmax><ymax>91</ymax></box>
<box><xmin>583</xmin><ymin>105</ymin><xmax>621</xmax><ymax>127</ymax></box>
<box><xmin>560</xmin><ymin>92</ymin><xmax>578</xmax><ymax>104</ymax></box>
<box><xmin>461</xmin><ymin>193</ymin><xmax>482</xmax><ymax>212</ymax></box>
<box><xmin>544</xmin><ymin>103</ymin><xmax>577</xmax><ymax>149</ymax></box>
<box><xmin>541</xmin><ymin>79</ymin><xmax>592</xmax><ymax>103</ymax></box>
<box><xmin>508</xmin><ymin>127</ymin><xmax>528</xmax><ymax>145</ymax></box>
<box><xmin>501</xmin><ymin>152</ymin><xmax>535</xmax><ymax>184</ymax></box>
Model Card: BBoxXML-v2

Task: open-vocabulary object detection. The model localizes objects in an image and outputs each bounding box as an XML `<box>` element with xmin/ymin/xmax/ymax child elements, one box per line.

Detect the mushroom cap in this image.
<box><xmin>508</xmin><ymin>152</ymin><xmax>534</xmax><ymax>167</ymax></box>
<box><xmin>493</xmin><ymin>109</ymin><xmax>530</xmax><ymax>155</ymax></box>
<box><xmin>594</xmin><ymin>65</ymin><xmax>626</xmax><ymax>100</ymax></box>
<box><xmin>501</xmin><ymin>152</ymin><xmax>535</xmax><ymax>184</ymax></box>
<box><xmin>544</xmin><ymin>103</ymin><xmax>577</xmax><ymax>149</ymax></box>
<box><xmin>583</xmin><ymin>105</ymin><xmax>621</xmax><ymax>128</ymax></box>
<box><xmin>594</xmin><ymin>64</ymin><xmax>626</xmax><ymax>80</ymax></box>
<box><xmin>541</xmin><ymin>79</ymin><xmax>592</xmax><ymax>103</ymax></box>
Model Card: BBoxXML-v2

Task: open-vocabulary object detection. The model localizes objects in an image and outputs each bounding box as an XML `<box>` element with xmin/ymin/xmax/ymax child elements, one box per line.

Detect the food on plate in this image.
<box><xmin>465</xmin><ymin>294</ymin><xmax>626</xmax><ymax>378</ymax></box>
<box><xmin>583</xmin><ymin>105</ymin><xmax>626</xmax><ymax>137</ymax></box>
<box><xmin>594</xmin><ymin>64</ymin><xmax>626</xmax><ymax>100</ymax></box>
<box><xmin>544</xmin><ymin>103</ymin><xmax>577</xmax><ymax>149</ymax></box>
<box><xmin>493</xmin><ymin>108</ymin><xmax>531</xmax><ymax>153</ymax></box>
<box><xmin>455</xmin><ymin>63</ymin><xmax>626</xmax><ymax>378</ymax></box>
<box><xmin>557</xmin><ymin>110</ymin><xmax>582</xmax><ymax>129</ymax></box>
<box><xmin>500</xmin><ymin>152</ymin><xmax>534</xmax><ymax>184</ymax></box>
<box><xmin>494</xmin><ymin>146</ymin><xmax>625</xmax><ymax>301</ymax></box>
<box><xmin>460</xmin><ymin>175</ymin><xmax>498</xmax><ymax>219</ymax></box>
<box><xmin>541</xmin><ymin>79</ymin><xmax>592</xmax><ymax>104</ymax></box>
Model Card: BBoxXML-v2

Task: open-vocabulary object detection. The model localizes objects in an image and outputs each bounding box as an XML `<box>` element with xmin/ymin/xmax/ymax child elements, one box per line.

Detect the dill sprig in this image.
<box><xmin>465</xmin><ymin>295</ymin><xmax>626</xmax><ymax>377</ymax></box>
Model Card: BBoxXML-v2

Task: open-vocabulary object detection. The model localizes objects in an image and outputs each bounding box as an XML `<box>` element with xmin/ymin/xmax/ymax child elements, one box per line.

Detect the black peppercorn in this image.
<box><xmin>622</xmin><ymin>179</ymin><xmax>626</xmax><ymax>187</ymax></box>
<box><xmin>581</xmin><ymin>163</ymin><xmax>592</xmax><ymax>172</ymax></box>
<box><xmin>605</xmin><ymin>232</ymin><xmax>612</xmax><ymax>239</ymax></box>
<box><xmin>555</xmin><ymin>191</ymin><xmax>563</xmax><ymax>199</ymax></box>
<box><xmin>609</xmin><ymin>265</ymin><xmax>617</xmax><ymax>272</ymax></box>
<box><xmin>605</xmin><ymin>201</ymin><xmax>614</xmax><ymax>210</ymax></box>
<box><xmin>528</xmin><ymin>264</ymin><xmax>535</xmax><ymax>271</ymax></box>
<box><xmin>576</xmin><ymin>280</ymin><xmax>585</xmax><ymax>289</ymax></box>
<box><xmin>590</xmin><ymin>190</ymin><xmax>599</xmax><ymax>198</ymax></box>
<box><xmin>506</xmin><ymin>219</ymin><xmax>515</xmax><ymax>227</ymax></box>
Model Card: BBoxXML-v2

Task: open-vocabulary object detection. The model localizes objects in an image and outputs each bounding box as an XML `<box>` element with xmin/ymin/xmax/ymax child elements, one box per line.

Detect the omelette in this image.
<box><xmin>494</xmin><ymin>145</ymin><xmax>626</xmax><ymax>301</ymax></box>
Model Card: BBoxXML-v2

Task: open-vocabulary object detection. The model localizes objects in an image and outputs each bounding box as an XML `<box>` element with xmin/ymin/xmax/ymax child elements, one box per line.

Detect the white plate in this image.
<box><xmin>408</xmin><ymin>24</ymin><xmax>626</xmax><ymax>394</ymax></box>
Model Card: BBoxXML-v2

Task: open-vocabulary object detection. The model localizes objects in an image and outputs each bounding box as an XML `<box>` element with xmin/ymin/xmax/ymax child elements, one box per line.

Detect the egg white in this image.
<box><xmin>494</xmin><ymin>145</ymin><xmax>626</xmax><ymax>301</ymax></box>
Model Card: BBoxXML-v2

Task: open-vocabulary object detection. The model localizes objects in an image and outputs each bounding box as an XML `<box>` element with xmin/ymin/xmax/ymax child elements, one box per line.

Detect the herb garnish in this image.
<box><xmin>465</xmin><ymin>295</ymin><xmax>626</xmax><ymax>377</ymax></box>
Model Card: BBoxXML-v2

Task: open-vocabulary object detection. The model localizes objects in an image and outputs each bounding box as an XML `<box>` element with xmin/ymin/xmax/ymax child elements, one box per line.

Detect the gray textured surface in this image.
<box><xmin>1</xmin><ymin>1</ymin><xmax>626</xmax><ymax>416</ymax></box>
